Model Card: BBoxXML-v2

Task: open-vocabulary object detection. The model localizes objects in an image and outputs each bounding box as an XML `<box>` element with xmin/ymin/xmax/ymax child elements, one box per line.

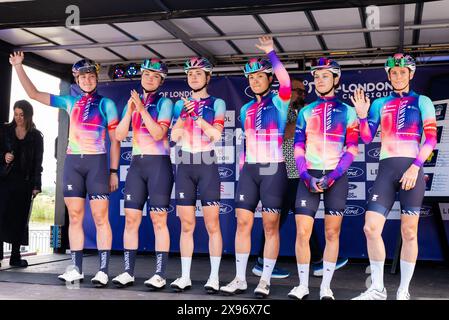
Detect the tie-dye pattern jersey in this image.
<box><xmin>122</xmin><ymin>93</ymin><xmax>173</xmax><ymax>155</ymax></box>
<box><xmin>50</xmin><ymin>92</ymin><xmax>119</xmax><ymax>154</ymax></box>
<box><xmin>240</xmin><ymin>50</ymin><xmax>291</xmax><ymax>163</ymax></box>
<box><xmin>359</xmin><ymin>90</ymin><xmax>437</xmax><ymax>167</ymax></box>
<box><xmin>294</xmin><ymin>96</ymin><xmax>359</xmax><ymax>181</ymax></box>
<box><xmin>173</xmin><ymin>96</ymin><xmax>226</xmax><ymax>153</ymax></box>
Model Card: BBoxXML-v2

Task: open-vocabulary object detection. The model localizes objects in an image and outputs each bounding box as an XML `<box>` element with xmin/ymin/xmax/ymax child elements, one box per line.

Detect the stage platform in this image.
<box><xmin>0</xmin><ymin>253</ymin><xmax>448</xmax><ymax>300</ymax></box>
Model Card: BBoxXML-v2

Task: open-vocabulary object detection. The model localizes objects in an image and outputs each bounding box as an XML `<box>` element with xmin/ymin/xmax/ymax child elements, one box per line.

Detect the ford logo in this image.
<box><xmin>348</xmin><ymin>184</ymin><xmax>357</xmax><ymax>190</ymax></box>
<box><xmin>344</xmin><ymin>205</ymin><xmax>365</xmax><ymax>217</ymax></box>
<box><xmin>347</xmin><ymin>167</ymin><xmax>364</xmax><ymax>178</ymax></box>
<box><xmin>419</xmin><ymin>206</ymin><xmax>433</xmax><ymax>218</ymax></box>
<box><xmin>121</xmin><ymin>151</ymin><xmax>133</xmax><ymax>162</ymax></box>
<box><xmin>219</xmin><ymin>203</ymin><xmax>233</xmax><ymax>214</ymax></box>
<box><xmin>218</xmin><ymin>167</ymin><xmax>234</xmax><ymax>179</ymax></box>
<box><xmin>367</xmin><ymin>148</ymin><xmax>381</xmax><ymax>159</ymax></box>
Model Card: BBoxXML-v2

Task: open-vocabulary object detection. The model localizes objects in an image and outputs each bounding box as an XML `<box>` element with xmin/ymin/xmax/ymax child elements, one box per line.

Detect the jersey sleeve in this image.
<box><xmin>157</xmin><ymin>97</ymin><xmax>174</xmax><ymax>128</ymax></box>
<box><xmin>102</xmin><ymin>98</ymin><xmax>119</xmax><ymax>130</ymax></box>
<box><xmin>49</xmin><ymin>94</ymin><xmax>76</xmax><ymax>113</ymax></box>
<box><xmin>413</xmin><ymin>95</ymin><xmax>438</xmax><ymax>167</ymax></box>
<box><xmin>359</xmin><ymin>97</ymin><xmax>382</xmax><ymax>144</ymax></box>
<box><xmin>172</xmin><ymin>100</ymin><xmax>184</xmax><ymax>123</ymax></box>
<box><xmin>213</xmin><ymin>98</ymin><xmax>226</xmax><ymax>127</ymax></box>
<box><xmin>294</xmin><ymin>107</ymin><xmax>308</xmax><ymax>179</ymax></box>
<box><xmin>267</xmin><ymin>50</ymin><xmax>291</xmax><ymax>102</ymax></box>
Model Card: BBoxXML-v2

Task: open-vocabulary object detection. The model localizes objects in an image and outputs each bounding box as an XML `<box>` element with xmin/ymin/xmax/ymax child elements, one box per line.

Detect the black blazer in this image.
<box><xmin>0</xmin><ymin>123</ymin><xmax>44</xmax><ymax>191</ymax></box>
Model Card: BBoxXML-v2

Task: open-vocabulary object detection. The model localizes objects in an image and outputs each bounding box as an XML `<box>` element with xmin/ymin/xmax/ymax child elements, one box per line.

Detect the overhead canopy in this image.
<box><xmin>1</xmin><ymin>0</ymin><xmax>449</xmax><ymax>79</ymax></box>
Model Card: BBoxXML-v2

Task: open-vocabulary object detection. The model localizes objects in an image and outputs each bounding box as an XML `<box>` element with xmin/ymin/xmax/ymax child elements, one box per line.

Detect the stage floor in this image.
<box><xmin>0</xmin><ymin>253</ymin><xmax>448</xmax><ymax>300</ymax></box>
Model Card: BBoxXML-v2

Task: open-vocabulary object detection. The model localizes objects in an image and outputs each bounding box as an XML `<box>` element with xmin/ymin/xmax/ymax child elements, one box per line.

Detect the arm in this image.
<box><xmin>32</xmin><ymin>131</ymin><xmax>44</xmax><ymax>194</ymax></box>
<box><xmin>412</xmin><ymin>95</ymin><xmax>438</xmax><ymax>167</ymax></box>
<box><xmin>195</xmin><ymin>98</ymin><xmax>226</xmax><ymax>142</ymax></box>
<box><xmin>293</xmin><ymin>109</ymin><xmax>309</xmax><ymax>181</ymax></box>
<box><xmin>255</xmin><ymin>36</ymin><xmax>291</xmax><ymax>102</ymax></box>
<box><xmin>324</xmin><ymin>107</ymin><xmax>359</xmax><ymax>187</ymax></box>
<box><xmin>239</xmin><ymin>105</ymin><xmax>247</xmax><ymax>171</ymax></box>
<box><xmin>351</xmin><ymin>88</ymin><xmax>379</xmax><ymax>144</ymax></box>
<box><xmin>131</xmin><ymin>91</ymin><xmax>170</xmax><ymax>141</ymax></box>
<box><xmin>399</xmin><ymin>96</ymin><xmax>438</xmax><ymax>191</ymax></box>
<box><xmin>170</xmin><ymin>100</ymin><xmax>186</xmax><ymax>143</ymax></box>
<box><xmin>267</xmin><ymin>50</ymin><xmax>291</xmax><ymax>102</ymax></box>
<box><xmin>10</xmin><ymin>52</ymin><xmax>51</xmax><ymax>106</ymax></box>
<box><xmin>104</xmin><ymin>99</ymin><xmax>120</xmax><ymax>192</ymax></box>
<box><xmin>115</xmin><ymin>99</ymin><xmax>134</xmax><ymax>142</ymax></box>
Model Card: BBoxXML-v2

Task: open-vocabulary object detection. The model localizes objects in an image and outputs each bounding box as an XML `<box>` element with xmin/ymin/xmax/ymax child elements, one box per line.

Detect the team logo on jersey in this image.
<box><xmin>67</xmin><ymin>185</ymin><xmax>73</xmax><ymax>191</ymax></box>
<box><xmin>239</xmin><ymin>194</ymin><xmax>245</xmax><ymax>201</ymax></box>
<box><xmin>179</xmin><ymin>192</ymin><xmax>185</xmax><ymax>199</ymax></box>
<box><xmin>372</xmin><ymin>194</ymin><xmax>379</xmax><ymax>201</ymax></box>
<box><xmin>301</xmin><ymin>200</ymin><xmax>307</xmax><ymax>207</ymax></box>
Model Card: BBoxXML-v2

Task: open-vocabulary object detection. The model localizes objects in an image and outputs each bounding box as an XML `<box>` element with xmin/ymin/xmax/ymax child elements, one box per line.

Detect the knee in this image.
<box><xmin>206</xmin><ymin>219</ymin><xmax>221</xmax><ymax>235</ymax></box>
<box><xmin>325</xmin><ymin>227</ymin><xmax>340</xmax><ymax>243</ymax></box>
<box><xmin>68</xmin><ymin>210</ymin><xmax>83</xmax><ymax>225</ymax></box>
<box><xmin>92</xmin><ymin>212</ymin><xmax>109</xmax><ymax>227</ymax></box>
<box><xmin>263</xmin><ymin>222</ymin><xmax>279</xmax><ymax>238</ymax></box>
<box><xmin>401</xmin><ymin>226</ymin><xmax>417</xmax><ymax>242</ymax></box>
<box><xmin>363</xmin><ymin>224</ymin><xmax>382</xmax><ymax>240</ymax></box>
<box><xmin>125</xmin><ymin>215</ymin><xmax>140</xmax><ymax>231</ymax></box>
<box><xmin>296</xmin><ymin>228</ymin><xmax>311</xmax><ymax>243</ymax></box>
<box><xmin>236</xmin><ymin>218</ymin><xmax>252</xmax><ymax>234</ymax></box>
<box><xmin>181</xmin><ymin>219</ymin><xmax>195</xmax><ymax>234</ymax></box>
<box><xmin>151</xmin><ymin>216</ymin><xmax>167</xmax><ymax>232</ymax></box>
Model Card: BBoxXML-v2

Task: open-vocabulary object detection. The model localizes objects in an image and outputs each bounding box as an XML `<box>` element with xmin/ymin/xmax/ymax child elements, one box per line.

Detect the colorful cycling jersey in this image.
<box><xmin>173</xmin><ymin>96</ymin><xmax>226</xmax><ymax>153</ymax></box>
<box><xmin>50</xmin><ymin>92</ymin><xmax>119</xmax><ymax>154</ymax></box>
<box><xmin>122</xmin><ymin>93</ymin><xmax>173</xmax><ymax>156</ymax></box>
<box><xmin>359</xmin><ymin>90</ymin><xmax>437</xmax><ymax>167</ymax></box>
<box><xmin>240</xmin><ymin>50</ymin><xmax>291</xmax><ymax>164</ymax></box>
<box><xmin>294</xmin><ymin>96</ymin><xmax>359</xmax><ymax>181</ymax></box>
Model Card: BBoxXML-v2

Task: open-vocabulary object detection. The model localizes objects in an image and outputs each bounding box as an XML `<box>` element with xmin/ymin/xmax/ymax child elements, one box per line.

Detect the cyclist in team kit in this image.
<box><xmin>9</xmin><ymin>52</ymin><xmax>120</xmax><ymax>287</ymax></box>
<box><xmin>352</xmin><ymin>54</ymin><xmax>437</xmax><ymax>300</ymax></box>
<box><xmin>112</xmin><ymin>59</ymin><xmax>174</xmax><ymax>290</ymax></box>
<box><xmin>169</xmin><ymin>56</ymin><xmax>226</xmax><ymax>294</ymax></box>
<box><xmin>220</xmin><ymin>36</ymin><xmax>291</xmax><ymax>298</ymax></box>
<box><xmin>288</xmin><ymin>58</ymin><xmax>359</xmax><ymax>300</ymax></box>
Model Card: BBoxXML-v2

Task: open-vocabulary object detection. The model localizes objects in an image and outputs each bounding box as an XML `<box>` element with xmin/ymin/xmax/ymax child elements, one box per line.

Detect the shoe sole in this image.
<box><xmin>170</xmin><ymin>284</ymin><xmax>192</xmax><ymax>292</ymax></box>
<box><xmin>288</xmin><ymin>293</ymin><xmax>309</xmax><ymax>300</ymax></box>
<box><xmin>112</xmin><ymin>280</ymin><xmax>134</xmax><ymax>288</ymax></box>
<box><xmin>145</xmin><ymin>283</ymin><xmax>166</xmax><ymax>291</ymax></box>
<box><xmin>252</xmin><ymin>267</ymin><xmax>289</xmax><ymax>279</ymax></box>
<box><xmin>220</xmin><ymin>289</ymin><xmax>246</xmax><ymax>296</ymax></box>
<box><xmin>204</xmin><ymin>286</ymin><xmax>219</xmax><ymax>294</ymax></box>
<box><xmin>58</xmin><ymin>278</ymin><xmax>84</xmax><ymax>284</ymax></box>
<box><xmin>254</xmin><ymin>291</ymin><xmax>269</xmax><ymax>299</ymax></box>
<box><xmin>314</xmin><ymin>260</ymin><xmax>349</xmax><ymax>277</ymax></box>
<box><xmin>91</xmin><ymin>280</ymin><xmax>108</xmax><ymax>288</ymax></box>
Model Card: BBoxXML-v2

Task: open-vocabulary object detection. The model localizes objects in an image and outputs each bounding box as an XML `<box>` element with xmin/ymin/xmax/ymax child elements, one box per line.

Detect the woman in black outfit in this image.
<box><xmin>0</xmin><ymin>100</ymin><xmax>43</xmax><ymax>268</ymax></box>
